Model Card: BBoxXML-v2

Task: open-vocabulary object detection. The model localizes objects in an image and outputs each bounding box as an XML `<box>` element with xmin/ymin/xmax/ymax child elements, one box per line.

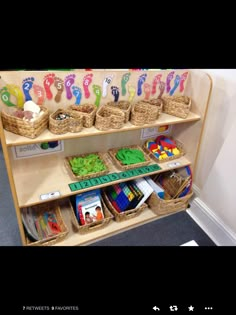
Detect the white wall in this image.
<box><xmin>194</xmin><ymin>69</ymin><xmax>236</xmax><ymax>238</ymax></box>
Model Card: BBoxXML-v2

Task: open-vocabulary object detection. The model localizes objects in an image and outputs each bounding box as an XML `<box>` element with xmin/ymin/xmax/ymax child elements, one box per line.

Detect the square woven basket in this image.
<box><xmin>102</xmin><ymin>190</ymin><xmax>147</xmax><ymax>222</ymax></box>
<box><xmin>65</xmin><ymin>152</ymin><xmax>110</xmax><ymax>181</ymax></box>
<box><xmin>162</xmin><ymin>96</ymin><xmax>191</xmax><ymax>119</ymax></box>
<box><xmin>68</xmin><ymin>104</ymin><xmax>97</xmax><ymax>128</ymax></box>
<box><xmin>1</xmin><ymin>106</ymin><xmax>49</xmax><ymax>139</ymax></box>
<box><xmin>70</xmin><ymin>197</ymin><xmax>114</xmax><ymax>234</ymax></box>
<box><xmin>23</xmin><ymin>201</ymin><xmax>69</xmax><ymax>246</ymax></box>
<box><xmin>108</xmin><ymin>145</ymin><xmax>151</xmax><ymax>171</ymax></box>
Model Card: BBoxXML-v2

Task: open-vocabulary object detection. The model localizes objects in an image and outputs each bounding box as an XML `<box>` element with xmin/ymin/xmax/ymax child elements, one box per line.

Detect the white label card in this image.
<box><xmin>40</xmin><ymin>191</ymin><xmax>61</xmax><ymax>200</ymax></box>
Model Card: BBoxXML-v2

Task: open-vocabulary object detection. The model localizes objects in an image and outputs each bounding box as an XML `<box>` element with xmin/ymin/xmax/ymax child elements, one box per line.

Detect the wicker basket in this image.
<box><xmin>23</xmin><ymin>201</ymin><xmax>69</xmax><ymax>246</ymax></box>
<box><xmin>147</xmin><ymin>190</ymin><xmax>193</xmax><ymax>216</ymax></box>
<box><xmin>68</xmin><ymin>104</ymin><xmax>97</xmax><ymax>128</ymax></box>
<box><xmin>105</xmin><ymin>100</ymin><xmax>131</xmax><ymax>123</ymax></box>
<box><xmin>108</xmin><ymin>145</ymin><xmax>151</xmax><ymax>171</ymax></box>
<box><xmin>143</xmin><ymin>138</ymin><xmax>185</xmax><ymax>163</ymax></box>
<box><xmin>102</xmin><ymin>190</ymin><xmax>147</xmax><ymax>222</ymax></box>
<box><xmin>70</xmin><ymin>197</ymin><xmax>114</xmax><ymax>234</ymax></box>
<box><xmin>162</xmin><ymin>95</ymin><xmax>191</xmax><ymax>119</ymax></box>
<box><xmin>1</xmin><ymin>106</ymin><xmax>49</xmax><ymax>139</ymax></box>
<box><xmin>65</xmin><ymin>152</ymin><xmax>110</xmax><ymax>180</ymax></box>
<box><xmin>130</xmin><ymin>101</ymin><xmax>160</xmax><ymax>126</ymax></box>
<box><xmin>95</xmin><ymin>105</ymin><xmax>125</xmax><ymax>130</ymax></box>
<box><xmin>49</xmin><ymin>109</ymin><xmax>83</xmax><ymax>134</ymax></box>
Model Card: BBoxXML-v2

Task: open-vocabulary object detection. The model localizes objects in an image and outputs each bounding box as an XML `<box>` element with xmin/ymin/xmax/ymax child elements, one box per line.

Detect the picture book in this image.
<box><xmin>75</xmin><ymin>189</ymin><xmax>104</xmax><ymax>225</ymax></box>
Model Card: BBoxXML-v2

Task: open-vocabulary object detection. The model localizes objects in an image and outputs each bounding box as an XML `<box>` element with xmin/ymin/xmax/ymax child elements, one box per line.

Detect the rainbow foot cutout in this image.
<box><xmin>0</xmin><ymin>87</ymin><xmax>16</xmax><ymax>107</ymax></box>
<box><xmin>102</xmin><ymin>75</ymin><xmax>113</xmax><ymax>97</ymax></box>
<box><xmin>72</xmin><ymin>86</ymin><xmax>82</xmax><ymax>105</ymax></box>
<box><xmin>143</xmin><ymin>83</ymin><xmax>151</xmax><ymax>100</ymax></box>
<box><xmin>121</xmin><ymin>72</ymin><xmax>131</xmax><ymax>96</ymax></box>
<box><xmin>158</xmin><ymin>81</ymin><xmax>165</xmax><ymax>98</ymax></box>
<box><xmin>6</xmin><ymin>84</ymin><xmax>24</xmax><ymax>108</ymax></box>
<box><xmin>83</xmin><ymin>73</ymin><xmax>93</xmax><ymax>98</ymax></box>
<box><xmin>93</xmin><ymin>85</ymin><xmax>102</xmax><ymax>107</ymax></box>
<box><xmin>43</xmin><ymin>73</ymin><xmax>55</xmax><ymax>100</ymax></box>
<box><xmin>54</xmin><ymin>77</ymin><xmax>64</xmax><ymax>102</ymax></box>
<box><xmin>169</xmin><ymin>75</ymin><xmax>180</xmax><ymax>96</ymax></box>
<box><xmin>137</xmin><ymin>74</ymin><xmax>147</xmax><ymax>96</ymax></box>
<box><xmin>111</xmin><ymin>86</ymin><xmax>119</xmax><ymax>102</ymax></box>
<box><xmin>64</xmin><ymin>74</ymin><xmax>76</xmax><ymax>100</ymax></box>
<box><xmin>151</xmin><ymin>74</ymin><xmax>162</xmax><ymax>95</ymax></box>
<box><xmin>128</xmin><ymin>86</ymin><xmax>135</xmax><ymax>102</ymax></box>
<box><xmin>33</xmin><ymin>84</ymin><xmax>45</xmax><ymax>105</ymax></box>
<box><xmin>179</xmin><ymin>72</ymin><xmax>188</xmax><ymax>92</ymax></box>
<box><xmin>166</xmin><ymin>71</ymin><xmax>175</xmax><ymax>93</ymax></box>
<box><xmin>22</xmin><ymin>77</ymin><xmax>35</xmax><ymax>102</ymax></box>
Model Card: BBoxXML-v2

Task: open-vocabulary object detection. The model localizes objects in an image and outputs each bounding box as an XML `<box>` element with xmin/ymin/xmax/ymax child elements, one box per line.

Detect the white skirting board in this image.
<box><xmin>187</xmin><ymin>197</ymin><xmax>236</xmax><ymax>246</ymax></box>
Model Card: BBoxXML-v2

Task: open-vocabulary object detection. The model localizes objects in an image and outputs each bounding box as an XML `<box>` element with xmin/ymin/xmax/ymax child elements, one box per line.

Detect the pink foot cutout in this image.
<box><xmin>83</xmin><ymin>73</ymin><xmax>93</xmax><ymax>98</ymax></box>
<box><xmin>33</xmin><ymin>84</ymin><xmax>45</xmax><ymax>105</ymax></box>
<box><xmin>64</xmin><ymin>74</ymin><xmax>76</xmax><ymax>100</ymax></box>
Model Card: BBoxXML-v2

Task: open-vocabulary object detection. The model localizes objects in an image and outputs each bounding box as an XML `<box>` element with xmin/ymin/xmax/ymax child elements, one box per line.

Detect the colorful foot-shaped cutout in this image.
<box><xmin>169</xmin><ymin>75</ymin><xmax>180</xmax><ymax>96</ymax></box>
<box><xmin>83</xmin><ymin>73</ymin><xmax>93</xmax><ymax>99</ymax></box>
<box><xmin>137</xmin><ymin>74</ymin><xmax>147</xmax><ymax>96</ymax></box>
<box><xmin>128</xmin><ymin>86</ymin><xmax>135</xmax><ymax>102</ymax></box>
<box><xmin>93</xmin><ymin>84</ymin><xmax>102</xmax><ymax>107</ymax></box>
<box><xmin>158</xmin><ymin>81</ymin><xmax>165</xmax><ymax>98</ymax></box>
<box><xmin>64</xmin><ymin>74</ymin><xmax>76</xmax><ymax>100</ymax></box>
<box><xmin>54</xmin><ymin>77</ymin><xmax>64</xmax><ymax>103</ymax></box>
<box><xmin>121</xmin><ymin>72</ymin><xmax>131</xmax><ymax>96</ymax></box>
<box><xmin>72</xmin><ymin>86</ymin><xmax>82</xmax><ymax>105</ymax></box>
<box><xmin>43</xmin><ymin>73</ymin><xmax>55</xmax><ymax>100</ymax></box>
<box><xmin>111</xmin><ymin>86</ymin><xmax>120</xmax><ymax>102</ymax></box>
<box><xmin>33</xmin><ymin>84</ymin><xmax>45</xmax><ymax>105</ymax></box>
<box><xmin>143</xmin><ymin>83</ymin><xmax>151</xmax><ymax>100</ymax></box>
<box><xmin>179</xmin><ymin>71</ymin><xmax>188</xmax><ymax>92</ymax></box>
<box><xmin>102</xmin><ymin>75</ymin><xmax>113</xmax><ymax>97</ymax></box>
<box><xmin>151</xmin><ymin>74</ymin><xmax>162</xmax><ymax>95</ymax></box>
<box><xmin>0</xmin><ymin>87</ymin><xmax>16</xmax><ymax>107</ymax></box>
<box><xmin>166</xmin><ymin>71</ymin><xmax>175</xmax><ymax>93</ymax></box>
<box><xmin>22</xmin><ymin>77</ymin><xmax>35</xmax><ymax>102</ymax></box>
<box><xmin>6</xmin><ymin>84</ymin><xmax>24</xmax><ymax>108</ymax></box>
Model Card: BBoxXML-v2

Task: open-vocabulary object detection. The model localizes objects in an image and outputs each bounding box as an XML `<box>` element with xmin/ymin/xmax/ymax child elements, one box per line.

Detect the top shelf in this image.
<box><xmin>3</xmin><ymin>112</ymin><xmax>201</xmax><ymax>147</ymax></box>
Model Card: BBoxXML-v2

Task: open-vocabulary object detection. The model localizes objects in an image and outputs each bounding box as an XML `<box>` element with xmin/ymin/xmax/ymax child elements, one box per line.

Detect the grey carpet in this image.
<box><xmin>0</xmin><ymin>144</ymin><xmax>215</xmax><ymax>247</ymax></box>
<box><xmin>91</xmin><ymin>211</ymin><xmax>216</xmax><ymax>246</ymax></box>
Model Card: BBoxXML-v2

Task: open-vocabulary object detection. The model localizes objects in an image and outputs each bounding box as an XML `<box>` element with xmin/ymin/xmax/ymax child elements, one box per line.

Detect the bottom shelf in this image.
<box><xmin>51</xmin><ymin>199</ymin><xmax>186</xmax><ymax>246</ymax></box>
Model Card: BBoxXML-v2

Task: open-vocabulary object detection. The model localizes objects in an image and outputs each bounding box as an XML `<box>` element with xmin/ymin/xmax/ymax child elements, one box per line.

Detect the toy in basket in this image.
<box><xmin>22</xmin><ymin>201</ymin><xmax>68</xmax><ymax>246</ymax></box>
<box><xmin>68</xmin><ymin>103</ymin><xmax>97</xmax><ymax>127</ymax></box>
<box><xmin>65</xmin><ymin>151</ymin><xmax>110</xmax><ymax>180</ymax></box>
<box><xmin>147</xmin><ymin>166</ymin><xmax>193</xmax><ymax>215</ymax></box>
<box><xmin>108</xmin><ymin>145</ymin><xmax>151</xmax><ymax>171</ymax></box>
<box><xmin>143</xmin><ymin>135</ymin><xmax>185</xmax><ymax>163</ymax></box>
<box><xmin>1</xmin><ymin>100</ymin><xmax>49</xmax><ymax>139</ymax></box>
<box><xmin>49</xmin><ymin>108</ymin><xmax>83</xmax><ymax>134</ymax></box>
<box><xmin>162</xmin><ymin>95</ymin><xmax>191</xmax><ymax>119</ymax></box>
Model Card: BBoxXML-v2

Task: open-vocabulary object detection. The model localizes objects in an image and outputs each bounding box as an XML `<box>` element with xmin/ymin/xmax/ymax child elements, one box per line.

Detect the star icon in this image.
<box><xmin>188</xmin><ymin>305</ymin><xmax>194</xmax><ymax>311</ymax></box>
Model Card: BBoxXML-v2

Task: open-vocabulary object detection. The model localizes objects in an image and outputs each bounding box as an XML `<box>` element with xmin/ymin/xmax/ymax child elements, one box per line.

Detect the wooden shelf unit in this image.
<box><xmin>0</xmin><ymin>69</ymin><xmax>212</xmax><ymax>246</ymax></box>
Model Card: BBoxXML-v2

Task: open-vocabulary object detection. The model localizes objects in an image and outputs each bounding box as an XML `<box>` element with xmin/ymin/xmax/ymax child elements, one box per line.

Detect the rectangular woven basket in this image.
<box><xmin>162</xmin><ymin>96</ymin><xmax>191</xmax><ymax>119</ymax></box>
<box><xmin>142</xmin><ymin>138</ymin><xmax>185</xmax><ymax>163</ymax></box>
<box><xmin>70</xmin><ymin>197</ymin><xmax>114</xmax><ymax>234</ymax></box>
<box><xmin>108</xmin><ymin>144</ymin><xmax>151</xmax><ymax>171</ymax></box>
<box><xmin>68</xmin><ymin>104</ymin><xmax>97</xmax><ymax>128</ymax></box>
<box><xmin>23</xmin><ymin>201</ymin><xmax>69</xmax><ymax>246</ymax></box>
<box><xmin>147</xmin><ymin>190</ymin><xmax>193</xmax><ymax>216</ymax></box>
<box><xmin>49</xmin><ymin>109</ymin><xmax>83</xmax><ymax>134</ymax></box>
<box><xmin>1</xmin><ymin>106</ymin><xmax>49</xmax><ymax>139</ymax></box>
<box><xmin>95</xmin><ymin>105</ymin><xmax>125</xmax><ymax>130</ymax></box>
<box><xmin>64</xmin><ymin>152</ymin><xmax>110</xmax><ymax>181</ymax></box>
<box><xmin>102</xmin><ymin>190</ymin><xmax>147</xmax><ymax>222</ymax></box>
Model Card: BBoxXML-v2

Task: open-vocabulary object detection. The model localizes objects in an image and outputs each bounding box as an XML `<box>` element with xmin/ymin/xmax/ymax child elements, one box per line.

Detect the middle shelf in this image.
<box><xmin>11</xmin><ymin>151</ymin><xmax>191</xmax><ymax>208</ymax></box>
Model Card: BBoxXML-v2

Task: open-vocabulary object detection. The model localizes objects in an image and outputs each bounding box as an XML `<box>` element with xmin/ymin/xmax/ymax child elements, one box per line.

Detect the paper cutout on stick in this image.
<box><xmin>22</xmin><ymin>77</ymin><xmax>34</xmax><ymax>101</ymax></box>
<box><xmin>33</xmin><ymin>84</ymin><xmax>45</xmax><ymax>105</ymax></box>
<box><xmin>102</xmin><ymin>75</ymin><xmax>113</xmax><ymax>97</ymax></box>
<box><xmin>72</xmin><ymin>86</ymin><xmax>82</xmax><ymax>105</ymax></box>
<box><xmin>179</xmin><ymin>72</ymin><xmax>188</xmax><ymax>92</ymax></box>
<box><xmin>128</xmin><ymin>86</ymin><xmax>135</xmax><ymax>102</ymax></box>
<box><xmin>143</xmin><ymin>83</ymin><xmax>151</xmax><ymax>100</ymax></box>
<box><xmin>166</xmin><ymin>71</ymin><xmax>175</xmax><ymax>93</ymax></box>
<box><xmin>158</xmin><ymin>81</ymin><xmax>165</xmax><ymax>98</ymax></box>
<box><xmin>54</xmin><ymin>77</ymin><xmax>64</xmax><ymax>102</ymax></box>
<box><xmin>0</xmin><ymin>87</ymin><xmax>16</xmax><ymax>107</ymax></box>
<box><xmin>169</xmin><ymin>75</ymin><xmax>180</xmax><ymax>96</ymax></box>
<box><xmin>93</xmin><ymin>85</ymin><xmax>102</xmax><ymax>107</ymax></box>
<box><xmin>121</xmin><ymin>72</ymin><xmax>131</xmax><ymax>96</ymax></box>
<box><xmin>83</xmin><ymin>73</ymin><xmax>93</xmax><ymax>99</ymax></box>
<box><xmin>64</xmin><ymin>74</ymin><xmax>76</xmax><ymax>100</ymax></box>
<box><xmin>6</xmin><ymin>84</ymin><xmax>24</xmax><ymax>108</ymax></box>
<box><xmin>43</xmin><ymin>73</ymin><xmax>55</xmax><ymax>100</ymax></box>
<box><xmin>151</xmin><ymin>74</ymin><xmax>162</xmax><ymax>95</ymax></box>
<box><xmin>111</xmin><ymin>86</ymin><xmax>119</xmax><ymax>102</ymax></box>
<box><xmin>137</xmin><ymin>73</ymin><xmax>147</xmax><ymax>96</ymax></box>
